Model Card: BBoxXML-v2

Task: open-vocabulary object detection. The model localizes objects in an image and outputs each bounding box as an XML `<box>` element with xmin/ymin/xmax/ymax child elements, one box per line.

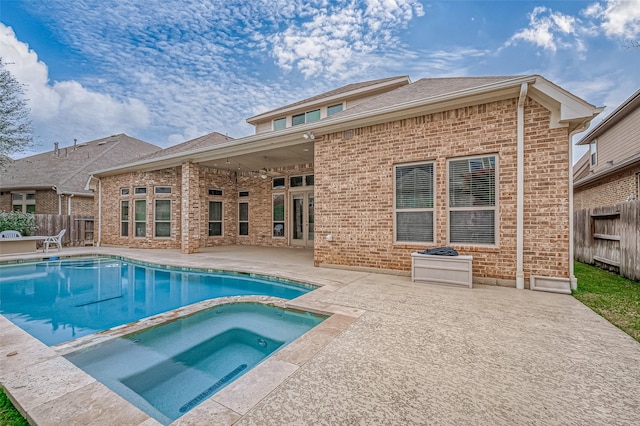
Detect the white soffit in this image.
<box><xmin>529</xmin><ymin>76</ymin><xmax>599</xmax><ymax>128</ymax></box>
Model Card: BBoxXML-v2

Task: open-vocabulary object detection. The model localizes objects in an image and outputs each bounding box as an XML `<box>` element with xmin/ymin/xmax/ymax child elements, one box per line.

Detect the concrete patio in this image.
<box><xmin>1</xmin><ymin>246</ymin><xmax>639</xmax><ymax>425</ymax></box>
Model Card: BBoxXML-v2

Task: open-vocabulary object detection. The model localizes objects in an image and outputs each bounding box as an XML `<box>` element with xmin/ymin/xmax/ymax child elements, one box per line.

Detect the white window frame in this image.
<box><xmin>11</xmin><ymin>191</ymin><xmax>36</xmax><ymax>213</ymax></box>
<box><xmin>272</xmin><ymin>193</ymin><xmax>285</xmax><ymax>238</ymax></box>
<box><xmin>447</xmin><ymin>154</ymin><xmax>498</xmax><ymax>246</ymax></box>
<box><xmin>393</xmin><ymin>161</ymin><xmax>436</xmax><ymax>244</ymax></box>
<box><xmin>590</xmin><ymin>140</ymin><xmax>597</xmax><ymax>166</ymax></box>
<box><xmin>134</xmin><ymin>199</ymin><xmax>146</xmax><ymax>237</ymax></box>
<box><xmin>208</xmin><ymin>200</ymin><xmax>223</xmax><ymax>237</ymax></box>
<box><xmin>238</xmin><ymin>201</ymin><xmax>249</xmax><ymax>236</ymax></box>
<box><xmin>273</xmin><ymin>117</ymin><xmax>286</xmax><ymax>131</ymax></box>
<box><xmin>120</xmin><ymin>200</ymin><xmax>129</xmax><ymax>237</ymax></box>
<box><xmin>154</xmin><ymin>199</ymin><xmax>171</xmax><ymax>238</ymax></box>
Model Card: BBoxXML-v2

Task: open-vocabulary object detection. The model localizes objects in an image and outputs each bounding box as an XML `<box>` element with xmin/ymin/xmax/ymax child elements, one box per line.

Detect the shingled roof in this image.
<box><xmin>327</xmin><ymin>76</ymin><xmax>524</xmax><ymax>119</ymax></box>
<box><xmin>138</xmin><ymin>131</ymin><xmax>234</xmax><ymax>161</ymax></box>
<box><xmin>0</xmin><ymin>134</ymin><xmax>161</xmax><ymax>196</ymax></box>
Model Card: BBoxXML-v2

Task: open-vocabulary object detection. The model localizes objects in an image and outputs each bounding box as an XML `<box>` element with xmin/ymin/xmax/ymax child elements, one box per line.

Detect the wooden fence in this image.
<box><xmin>34</xmin><ymin>215</ymin><xmax>94</xmax><ymax>247</ymax></box>
<box><xmin>574</xmin><ymin>201</ymin><xmax>640</xmax><ymax>281</ymax></box>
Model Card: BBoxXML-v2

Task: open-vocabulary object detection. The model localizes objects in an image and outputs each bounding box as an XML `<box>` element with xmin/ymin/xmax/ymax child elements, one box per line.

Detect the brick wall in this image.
<box><xmin>98</xmin><ymin>163</ymin><xmax>314</xmax><ymax>250</ymax></box>
<box><xmin>0</xmin><ymin>192</ymin><xmax>11</xmax><ymax>211</ymax></box>
<box><xmin>574</xmin><ymin>166</ymin><xmax>640</xmax><ymax>210</ymax></box>
<box><xmin>36</xmin><ymin>190</ymin><xmax>58</xmax><ymax>214</ymax></box>
<box><xmin>314</xmin><ymin>98</ymin><xmax>571</xmax><ymax>284</ymax></box>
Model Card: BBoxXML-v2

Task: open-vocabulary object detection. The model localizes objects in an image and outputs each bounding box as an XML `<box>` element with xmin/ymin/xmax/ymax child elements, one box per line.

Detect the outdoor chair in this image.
<box><xmin>44</xmin><ymin>229</ymin><xmax>66</xmax><ymax>252</ymax></box>
<box><xmin>0</xmin><ymin>230</ymin><xmax>22</xmax><ymax>238</ymax></box>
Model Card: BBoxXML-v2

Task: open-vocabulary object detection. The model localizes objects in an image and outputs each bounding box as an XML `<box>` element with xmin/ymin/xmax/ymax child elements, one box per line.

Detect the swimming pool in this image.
<box><xmin>66</xmin><ymin>302</ymin><xmax>325</xmax><ymax>424</ymax></box>
<box><xmin>0</xmin><ymin>256</ymin><xmax>316</xmax><ymax>346</ymax></box>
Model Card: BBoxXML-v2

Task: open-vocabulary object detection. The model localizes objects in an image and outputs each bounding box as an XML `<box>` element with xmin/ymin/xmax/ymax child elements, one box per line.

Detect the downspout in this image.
<box><xmin>67</xmin><ymin>194</ymin><xmax>74</xmax><ymax>215</ymax></box>
<box><xmin>516</xmin><ymin>83</ymin><xmax>528</xmax><ymax>290</ymax></box>
<box><xmin>97</xmin><ymin>178</ymin><xmax>102</xmax><ymax>247</ymax></box>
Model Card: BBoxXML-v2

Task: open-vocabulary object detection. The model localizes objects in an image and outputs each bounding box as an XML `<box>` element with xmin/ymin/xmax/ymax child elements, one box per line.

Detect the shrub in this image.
<box><xmin>0</xmin><ymin>211</ymin><xmax>38</xmax><ymax>236</ymax></box>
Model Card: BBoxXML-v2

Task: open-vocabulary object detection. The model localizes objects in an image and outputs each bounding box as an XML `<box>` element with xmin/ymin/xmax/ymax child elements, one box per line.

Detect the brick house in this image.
<box><xmin>88</xmin><ymin>75</ymin><xmax>601</xmax><ymax>293</ymax></box>
<box><xmin>573</xmin><ymin>89</ymin><xmax>640</xmax><ymax>210</ymax></box>
<box><xmin>0</xmin><ymin>134</ymin><xmax>160</xmax><ymax>216</ymax></box>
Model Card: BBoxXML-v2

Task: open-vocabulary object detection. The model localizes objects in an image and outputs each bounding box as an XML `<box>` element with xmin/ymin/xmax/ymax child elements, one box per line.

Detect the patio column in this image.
<box><xmin>181</xmin><ymin>161</ymin><xmax>201</xmax><ymax>254</ymax></box>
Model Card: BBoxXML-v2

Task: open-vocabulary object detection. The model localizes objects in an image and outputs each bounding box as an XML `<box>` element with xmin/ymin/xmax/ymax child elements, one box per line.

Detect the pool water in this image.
<box><xmin>0</xmin><ymin>257</ymin><xmax>315</xmax><ymax>345</ymax></box>
<box><xmin>65</xmin><ymin>303</ymin><xmax>325</xmax><ymax>424</ymax></box>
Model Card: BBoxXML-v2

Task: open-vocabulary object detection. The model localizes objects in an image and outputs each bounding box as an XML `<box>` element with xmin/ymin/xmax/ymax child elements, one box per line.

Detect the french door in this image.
<box><xmin>291</xmin><ymin>190</ymin><xmax>314</xmax><ymax>247</ymax></box>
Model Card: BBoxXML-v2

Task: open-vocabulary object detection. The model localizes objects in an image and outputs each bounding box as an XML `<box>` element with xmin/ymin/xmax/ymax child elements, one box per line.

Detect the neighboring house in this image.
<box><xmin>87</xmin><ymin>75</ymin><xmax>601</xmax><ymax>293</ymax></box>
<box><xmin>0</xmin><ymin>134</ymin><xmax>161</xmax><ymax>216</ymax></box>
<box><xmin>573</xmin><ymin>89</ymin><xmax>640</xmax><ymax>210</ymax></box>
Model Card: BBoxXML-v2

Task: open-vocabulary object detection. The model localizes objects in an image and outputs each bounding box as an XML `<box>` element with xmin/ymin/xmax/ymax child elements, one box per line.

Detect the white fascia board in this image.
<box><xmin>529</xmin><ymin>76</ymin><xmax>600</xmax><ymax>128</ymax></box>
<box><xmin>246</xmin><ymin>76</ymin><xmax>410</xmax><ymax>124</ymax></box>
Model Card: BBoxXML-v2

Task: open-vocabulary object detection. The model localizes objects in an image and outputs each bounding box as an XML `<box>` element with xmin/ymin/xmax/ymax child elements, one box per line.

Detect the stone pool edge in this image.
<box><xmin>0</xmin><ymin>287</ymin><xmax>363</xmax><ymax>425</ymax></box>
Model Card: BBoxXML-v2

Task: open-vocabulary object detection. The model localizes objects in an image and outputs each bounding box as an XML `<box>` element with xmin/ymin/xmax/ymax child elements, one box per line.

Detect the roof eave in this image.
<box><xmin>575</xmin><ymin>88</ymin><xmax>640</xmax><ymax>146</ymax></box>
<box><xmin>574</xmin><ymin>153</ymin><xmax>640</xmax><ymax>188</ymax></box>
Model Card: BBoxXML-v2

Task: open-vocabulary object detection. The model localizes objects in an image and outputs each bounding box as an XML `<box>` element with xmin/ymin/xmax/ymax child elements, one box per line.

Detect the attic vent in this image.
<box><xmin>98</xmin><ymin>141</ymin><xmax>107</xmax><ymax>145</ymax></box>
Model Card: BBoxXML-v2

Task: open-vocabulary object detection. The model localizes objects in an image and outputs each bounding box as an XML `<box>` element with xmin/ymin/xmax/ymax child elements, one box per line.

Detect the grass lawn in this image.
<box><xmin>0</xmin><ymin>388</ymin><xmax>28</xmax><ymax>426</ymax></box>
<box><xmin>573</xmin><ymin>262</ymin><xmax>640</xmax><ymax>343</ymax></box>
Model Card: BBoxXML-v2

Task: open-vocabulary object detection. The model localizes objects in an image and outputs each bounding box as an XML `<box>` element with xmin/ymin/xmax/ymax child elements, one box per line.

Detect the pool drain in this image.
<box><xmin>178</xmin><ymin>364</ymin><xmax>248</xmax><ymax>413</ymax></box>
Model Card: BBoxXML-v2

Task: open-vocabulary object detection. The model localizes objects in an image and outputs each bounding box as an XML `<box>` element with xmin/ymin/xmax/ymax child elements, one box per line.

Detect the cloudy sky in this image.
<box><xmin>1</xmin><ymin>0</ymin><xmax>639</xmax><ymax>160</ymax></box>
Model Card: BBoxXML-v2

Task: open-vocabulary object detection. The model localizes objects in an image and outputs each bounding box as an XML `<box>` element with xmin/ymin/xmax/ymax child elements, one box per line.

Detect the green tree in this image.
<box><xmin>0</xmin><ymin>57</ymin><xmax>34</xmax><ymax>166</ymax></box>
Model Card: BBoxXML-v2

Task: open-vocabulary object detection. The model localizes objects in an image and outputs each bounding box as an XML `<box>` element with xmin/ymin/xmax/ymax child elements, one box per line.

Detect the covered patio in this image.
<box><xmin>1</xmin><ymin>246</ymin><xmax>639</xmax><ymax>425</ymax></box>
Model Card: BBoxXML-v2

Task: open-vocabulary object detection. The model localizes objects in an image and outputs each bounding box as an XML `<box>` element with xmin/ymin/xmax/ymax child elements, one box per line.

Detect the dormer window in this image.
<box><xmin>292</xmin><ymin>109</ymin><xmax>320</xmax><ymax>126</ymax></box>
<box><xmin>273</xmin><ymin>117</ymin><xmax>286</xmax><ymax>131</ymax></box>
<box><xmin>590</xmin><ymin>140</ymin><xmax>597</xmax><ymax>166</ymax></box>
<box><xmin>327</xmin><ymin>103</ymin><xmax>343</xmax><ymax>116</ymax></box>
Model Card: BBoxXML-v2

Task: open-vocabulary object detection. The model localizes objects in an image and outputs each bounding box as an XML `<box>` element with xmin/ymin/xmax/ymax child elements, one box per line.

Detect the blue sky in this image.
<box><xmin>1</xmin><ymin>0</ymin><xmax>639</xmax><ymax>161</ymax></box>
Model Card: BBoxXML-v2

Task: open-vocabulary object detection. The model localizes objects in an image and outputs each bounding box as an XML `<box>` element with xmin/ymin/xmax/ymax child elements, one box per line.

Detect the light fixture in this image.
<box><xmin>303</xmin><ymin>132</ymin><xmax>315</xmax><ymax>140</ymax></box>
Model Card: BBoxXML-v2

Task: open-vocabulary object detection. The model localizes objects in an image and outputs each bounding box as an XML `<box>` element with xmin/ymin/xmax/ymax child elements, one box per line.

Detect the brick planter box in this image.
<box><xmin>411</xmin><ymin>252</ymin><xmax>473</xmax><ymax>288</ymax></box>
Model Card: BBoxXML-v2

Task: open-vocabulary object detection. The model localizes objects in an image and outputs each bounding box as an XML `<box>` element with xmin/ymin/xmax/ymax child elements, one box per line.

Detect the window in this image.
<box><xmin>239</xmin><ymin>191</ymin><xmax>249</xmax><ymax>198</ymax></box>
<box><xmin>121</xmin><ymin>188</ymin><xmax>130</xmax><ymax>196</ymax></box>
<box><xmin>292</xmin><ymin>109</ymin><xmax>320</xmax><ymax>126</ymax></box>
<box><xmin>305</xmin><ymin>175</ymin><xmax>314</xmax><ymax>186</ymax></box>
<box><xmin>394</xmin><ymin>163</ymin><xmax>435</xmax><ymax>243</ymax></box>
<box><xmin>448</xmin><ymin>155</ymin><xmax>497</xmax><ymax>245</ymax></box>
<box><xmin>121</xmin><ymin>200</ymin><xmax>129</xmax><ymax>237</ymax></box>
<box><xmin>134</xmin><ymin>187</ymin><xmax>147</xmax><ymax>195</ymax></box>
<box><xmin>273</xmin><ymin>194</ymin><xmax>285</xmax><ymax>237</ymax></box>
<box><xmin>154</xmin><ymin>186</ymin><xmax>172</xmax><ymax>194</ymax></box>
<box><xmin>239</xmin><ymin>202</ymin><xmax>249</xmax><ymax>236</ymax></box>
<box><xmin>134</xmin><ymin>199</ymin><xmax>146</xmax><ymax>237</ymax></box>
<box><xmin>590</xmin><ymin>140</ymin><xmax>597</xmax><ymax>166</ymax></box>
<box><xmin>292</xmin><ymin>113</ymin><xmax>305</xmax><ymax>126</ymax></box>
<box><xmin>272</xmin><ymin>177</ymin><xmax>285</xmax><ymax>189</ymax></box>
<box><xmin>273</xmin><ymin>118</ymin><xmax>286</xmax><ymax>130</ymax></box>
<box><xmin>154</xmin><ymin>200</ymin><xmax>171</xmax><ymax>237</ymax></box>
<box><xmin>11</xmin><ymin>192</ymin><xmax>35</xmax><ymax>213</ymax></box>
<box><xmin>306</xmin><ymin>109</ymin><xmax>320</xmax><ymax>123</ymax></box>
<box><xmin>327</xmin><ymin>104</ymin><xmax>343</xmax><ymax>116</ymax></box>
<box><xmin>209</xmin><ymin>201</ymin><xmax>223</xmax><ymax>236</ymax></box>
<box><xmin>290</xmin><ymin>174</ymin><xmax>313</xmax><ymax>187</ymax></box>
<box><xmin>209</xmin><ymin>189</ymin><xmax>223</xmax><ymax>196</ymax></box>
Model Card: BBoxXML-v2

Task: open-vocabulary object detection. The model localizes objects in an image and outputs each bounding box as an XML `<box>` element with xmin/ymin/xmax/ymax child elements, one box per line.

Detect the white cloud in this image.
<box><xmin>0</xmin><ymin>24</ymin><xmax>150</xmax><ymax>153</ymax></box>
<box><xmin>269</xmin><ymin>0</ymin><xmax>425</xmax><ymax>79</ymax></box>
<box><xmin>508</xmin><ymin>6</ymin><xmax>584</xmax><ymax>53</ymax></box>
<box><xmin>582</xmin><ymin>0</ymin><xmax>640</xmax><ymax>39</ymax></box>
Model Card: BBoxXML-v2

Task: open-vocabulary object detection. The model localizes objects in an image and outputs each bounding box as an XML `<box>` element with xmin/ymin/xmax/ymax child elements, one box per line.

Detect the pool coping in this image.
<box><xmin>0</xmin><ymin>255</ymin><xmax>364</xmax><ymax>426</ymax></box>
